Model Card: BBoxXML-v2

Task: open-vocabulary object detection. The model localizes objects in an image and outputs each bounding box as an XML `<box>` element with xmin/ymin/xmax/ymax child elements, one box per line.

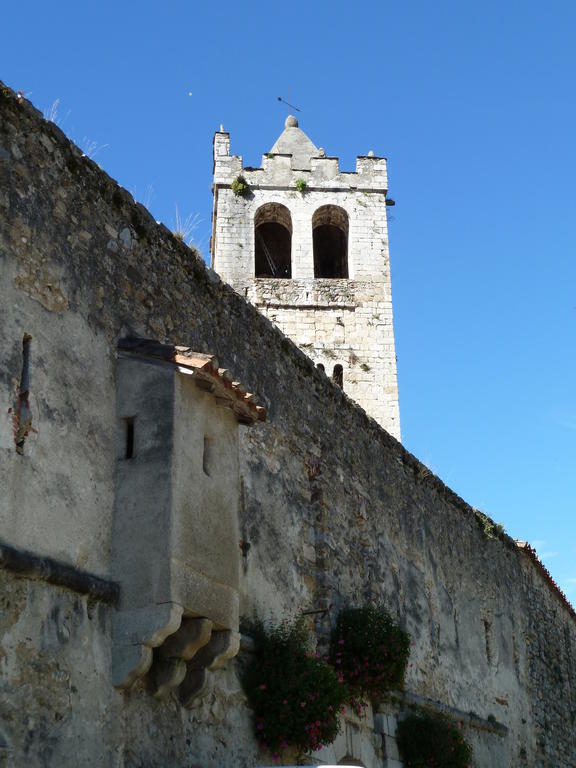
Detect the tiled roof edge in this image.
<box><xmin>117</xmin><ymin>338</ymin><xmax>266</xmax><ymax>425</ymax></box>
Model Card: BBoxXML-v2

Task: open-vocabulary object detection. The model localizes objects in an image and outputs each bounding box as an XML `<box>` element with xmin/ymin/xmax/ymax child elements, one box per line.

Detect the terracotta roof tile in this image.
<box><xmin>117</xmin><ymin>338</ymin><xmax>266</xmax><ymax>425</ymax></box>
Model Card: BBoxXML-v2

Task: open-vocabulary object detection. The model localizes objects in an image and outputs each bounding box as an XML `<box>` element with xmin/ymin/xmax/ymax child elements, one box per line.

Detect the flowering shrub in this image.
<box><xmin>242</xmin><ymin>619</ymin><xmax>347</xmax><ymax>759</ymax></box>
<box><xmin>396</xmin><ymin>712</ymin><xmax>473</xmax><ymax>768</ymax></box>
<box><xmin>329</xmin><ymin>605</ymin><xmax>410</xmax><ymax>702</ymax></box>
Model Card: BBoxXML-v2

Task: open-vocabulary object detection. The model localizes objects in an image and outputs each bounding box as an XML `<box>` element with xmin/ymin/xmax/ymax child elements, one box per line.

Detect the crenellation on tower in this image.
<box><xmin>211</xmin><ymin>115</ymin><xmax>401</xmax><ymax>439</ymax></box>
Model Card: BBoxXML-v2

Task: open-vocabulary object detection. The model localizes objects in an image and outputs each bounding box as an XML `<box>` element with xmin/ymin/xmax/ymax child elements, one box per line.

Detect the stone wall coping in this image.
<box><xmin>0</xmin><ymin>540</ymin><xmax>119</xmax><ymax>604</ymax></box>
<box><xmin>379</xmin><ymin>690</ymin><xmax>508</xmax><ymax>737</ymax></box>
<box><xmin>255</xmin><ymin>302</ymin><xmax>356</xmax><ymax>312</ymax></box>
<box><xmin>213</xmin><ymin>181</ymin><xmax>389</xmax><ymax>194</ymax></box>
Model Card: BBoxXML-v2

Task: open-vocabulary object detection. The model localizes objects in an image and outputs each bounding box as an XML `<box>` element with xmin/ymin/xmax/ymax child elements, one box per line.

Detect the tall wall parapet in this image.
<box><xmin>0</xmin><ymin>84</ymin><xmax>574</xmax><ymax>768</ymax></box>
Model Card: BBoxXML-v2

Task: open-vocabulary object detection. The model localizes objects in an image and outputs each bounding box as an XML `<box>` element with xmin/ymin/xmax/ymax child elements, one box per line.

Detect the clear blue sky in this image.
<box><xmin>3</xmin><ymin>1</ymin><xmax>575</xmax><ymax>603</ymax></box>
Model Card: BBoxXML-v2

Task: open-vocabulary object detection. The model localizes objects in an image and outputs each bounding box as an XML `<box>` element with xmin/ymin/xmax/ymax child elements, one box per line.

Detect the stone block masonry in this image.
<box><xmin>0</xmin><ymin>83</ymin><xmax>574</xmax><ymax>767</ymax></box>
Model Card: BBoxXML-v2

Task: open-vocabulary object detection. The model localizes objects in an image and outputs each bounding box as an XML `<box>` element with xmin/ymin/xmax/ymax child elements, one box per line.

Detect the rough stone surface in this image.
<box><xmin>0</xmin><ymin>84</ymin><xmax>575</xmax><ymax>767</ymax></box>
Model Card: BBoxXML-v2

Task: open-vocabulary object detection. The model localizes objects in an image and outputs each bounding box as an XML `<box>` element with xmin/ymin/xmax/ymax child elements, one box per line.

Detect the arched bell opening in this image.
<box><xmin>313</xmin><ymin>204</ymin><xmax>349</xmax><ymax>278</ymax></box>
<box><xmin>254</xmin><ymin>203</ymin><xmax>292</xmax><ymax>278</ymax></box>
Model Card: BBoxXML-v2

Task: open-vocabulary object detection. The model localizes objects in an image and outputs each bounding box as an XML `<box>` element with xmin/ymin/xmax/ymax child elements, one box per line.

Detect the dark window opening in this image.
<box><xmin>254</xmin><ymin>203</ymin><xmax>292</xmax><ymax>278</ymax></box>
<box><xmin>255</xmin><ymin>223</ymin><xmax>291</xmax><ymax>277</ymax></box>
<box><xmin>14</xmin><ymin>333</ymin><xmax>33</xmax><ymax>455</ymax></box>
<box><xmin>313</xmin><ymin>225</ymin><xmax>348</xmax><ymax>278</ymax></box>
<box><xmin>483</xmin><ymin>619</ymin><xmax>492</xmax><ymax>665</ymax></box>
<box><xmin>313</xmin><ymin>205</ymin><xmax>349</xmax><ymax>278</ymax></box>
<box><xmin>124</xmin><ymin>418</ymin><xmax>135</xmax><ymax>459</ymax></box>
<box><xmin>333</xmin><ymin>364</ymin><xmax>343</xmax><ymax>389</ymax></box>
<box><xmin>203</xmin><ymin>435</ymin><xmax>213</xmax><ymax>476</ymax></box>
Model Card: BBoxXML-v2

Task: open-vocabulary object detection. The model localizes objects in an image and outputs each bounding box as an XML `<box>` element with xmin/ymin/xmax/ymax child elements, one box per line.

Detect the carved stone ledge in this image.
<box><xmin>180</xmin><ymin>630</ymin><xmax>241</xmax><ymax>707</ymax></box>
<box><xmin>158</xmin><ymin>617</ymin><xmax>213</xmax><ymax>660</ymax></box>
<box><xmin>112</xmin><ymin>603</ymin><xmax>183</xmax><ymax>688</ymax></box>
<box><xmin>114</xmin><ymin>610</ymin><xmax>241</xmax><ymax>704</ymax></box>
<box><xmin>113</xmin><ymin>645</ymin><xmax>154</xmax><ymax>690</ymax></box>
<box><xmin>149</xmin><ymin>617</ymin><xmax>214</xmax><ymax>699</ymax></box>
<box><xmin>150</xmin><ymin>658</ymin><xmax>187</xmax><ymax>700</ymax></box>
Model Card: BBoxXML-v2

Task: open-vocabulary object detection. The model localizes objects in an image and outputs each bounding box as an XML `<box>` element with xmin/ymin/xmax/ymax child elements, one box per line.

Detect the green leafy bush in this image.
<box><xmin>242</xmin><ymin>619</ymin><xmax>347</xmax><ymax>759</ymax></box>
<box><xmin>396</xmin><ymin>712</ymin><xmax>473</xmax><ymax>768</ymax></box>
<box><xmin>231</xmin><ymin>174</ymin><xmax>250</xmax><ymax>197</ymax></box>
<box><xmin>329</xmin><ymin>605</ymin><xmax>410</xmax><ymax>702</ymax></box>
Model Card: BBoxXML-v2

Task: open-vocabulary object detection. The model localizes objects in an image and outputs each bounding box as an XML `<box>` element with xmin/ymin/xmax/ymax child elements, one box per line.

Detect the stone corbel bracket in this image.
<box><xmin>113</xmin><ymin>610</ymin><xmax>240</xmax><ymax>705</ymax></box>
<box><xmin>112</xmin><ymin>603</ymin><xmax>184</xmax><ymax>689</ymax></box>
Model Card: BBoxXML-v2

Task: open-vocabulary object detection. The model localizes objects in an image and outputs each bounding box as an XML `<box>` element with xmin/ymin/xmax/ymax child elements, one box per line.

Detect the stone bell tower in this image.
<box><xmin>211</xmin><ymin>115</ymin><xmax>401</xmax><ymax>440</ymax></box>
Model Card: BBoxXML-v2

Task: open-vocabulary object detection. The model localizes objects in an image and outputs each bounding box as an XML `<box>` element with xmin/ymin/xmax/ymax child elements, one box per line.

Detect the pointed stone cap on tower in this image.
<box><xmin>269</xmin><ymin>115</ymin><xmax>319</xmax><ymax>170</ymax></box>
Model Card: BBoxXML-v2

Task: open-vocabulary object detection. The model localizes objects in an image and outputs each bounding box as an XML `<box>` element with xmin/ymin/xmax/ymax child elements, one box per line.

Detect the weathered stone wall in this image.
<box><xmin>244</xmin><ymin>277</ymin><xmax>398</xmax><ymax>437</ymax></box>
<box><xmin>0</xmin><ymin>84</ymin><xmax>575</xmax><ymax>767</ymax></box>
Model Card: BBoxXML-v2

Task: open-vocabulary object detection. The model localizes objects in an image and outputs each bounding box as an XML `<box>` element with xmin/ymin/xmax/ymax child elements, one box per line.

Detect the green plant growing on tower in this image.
<box><xmin>231</xmin><ymin>175</ymin><xmax>250</xmax><ymax>197</ymax></box>
<box><xmin>295</xmin><ymin>178</ymin><xmax>308</xmax><ymax>193</ymax></box>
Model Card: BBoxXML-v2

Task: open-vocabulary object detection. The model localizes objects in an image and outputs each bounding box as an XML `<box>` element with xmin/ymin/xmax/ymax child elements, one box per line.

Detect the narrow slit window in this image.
<box><xmin>124</xmin><ymin>417</ymin><xmax>135</xmax><ymax>459</ymax></box>
<box><xmin>203</xmin><ymin>435</ymin><xmax>213</xmax><ymax>477</ymax></box>
<box><xmin>333</xmin><ymin>364</ymin><xmax>344</xmax><ymax>389</ymax></box>
<box><xmin>14</xmin><ymin>333</ymin><xmax>33</xmax><ymax>455</ymax></box>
